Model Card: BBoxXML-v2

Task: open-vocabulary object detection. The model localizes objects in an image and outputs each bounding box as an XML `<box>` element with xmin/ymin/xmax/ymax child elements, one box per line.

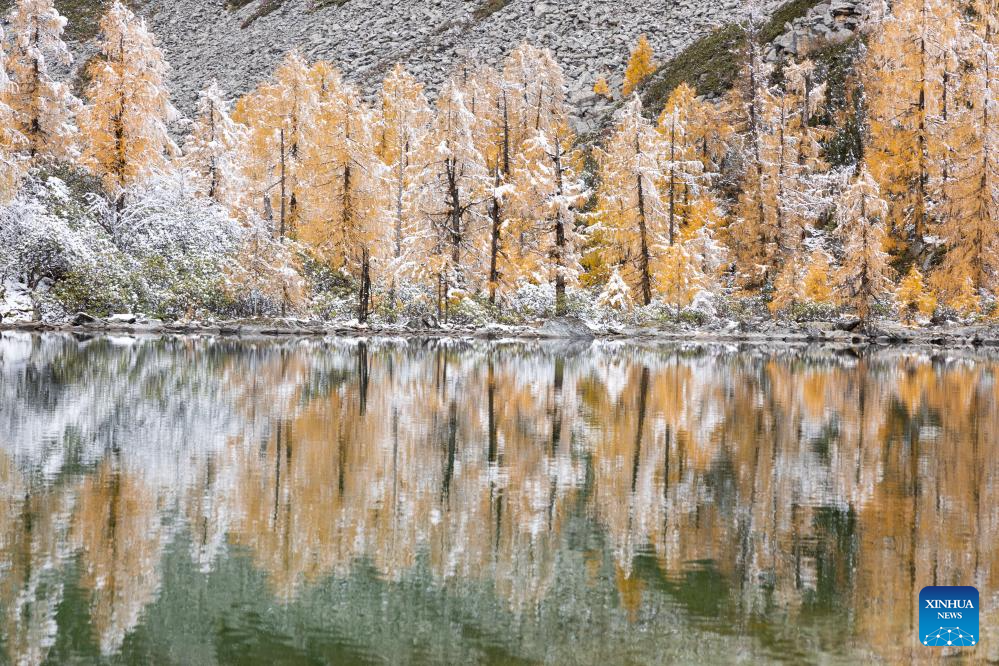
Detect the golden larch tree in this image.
<box><xmin>594</xmin><ymin>95</ymin><xmax>666</xmax><ymax>306</ymax></box>
<box><xmin>593</xmin><ymin>76</ymin><xmax>611</xmax><ymax>99</ymax></box>
<box><xmin>510</xmin><ymin>119</ymin><xmax>588</xmax><ymax>316</ymax></box>
<box><xmin>423</xmin><ymin>79</ymin><xmax>489</xmax><ymax>320</ymax></box>
<box><xmin>802</xmin><ymin>248</ymin><xmax>834</xmax><ymax>304</ymax></box>
<box><xmin>496</xmin><ymin>43</ymin><xmax>571</xmax><ymax>302</ymax></box>
<box><xmin>730</xmin><ymin>54</ymin><xmax>830</xmax><ymax>291</ymax></box>
<box><xmin>656</xmin><ymin>241</ymin><xmax>705</xmax><ymax>318</ymax></box>
<box><xmin>376</xmin><ymin>64</ymin><xmax>433</xmax><ymax>309</ymax></box>
<box><xmin>896</xmin><ymin>266</ymin><xmax>937</xmax><ymax>324</ymax></box>
<box><xmin>657</xmin><ymin>83</ymin><xmax>711</xmax><ymax>246</ymax></box>
<box><xmin>622</xmin><ymin>34</ymin><xmax>656</xmax><ymax>97</ymax></box>
<box><xmin>78</xmin><ymin>0</ymin><xmax>178</xmax><ymax>208</ymax></box>
<box><xmin>864</xmin><ymin>0</ymin><xmax>962</xmax><ymax>254</ymax></box>
<box><xmin>932</xmin><ymin>7</ymin><xmax>998</xmax><ymax>309</ymax></box>
<box><xmin>181</xmin><ymin>81</ymin><xmax>244</xmax><ymax>205</ymax></box>
<box><xmin>3</xmin><ymin>0</ymin><xmax>80</xmax><ymax>162</ymax></box>
<box><xmin>0</xmin><ymin>27</ymin><xmax>25</xmax><ymax>200</ymax></box>
<box><xmin>300</xmin><ymin>62</ymin><xmax>386</xmax><ymax>323</ymax></box>
<box><xmin>233</xmin><ymin>51</ymin><xmax>317</xmax><ymax>239</ymax></box>
<box><xmin>834</xmin><ymin>166</ymin><xmax>895</xmax><ymax>320</ymax></box>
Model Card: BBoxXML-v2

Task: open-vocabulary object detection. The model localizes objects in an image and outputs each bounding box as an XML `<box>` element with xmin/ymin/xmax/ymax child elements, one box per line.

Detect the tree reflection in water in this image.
<box><xmin>0</xmin><ymin>332</ymin><xmax>996</xmax><ymax>664</ymax></box>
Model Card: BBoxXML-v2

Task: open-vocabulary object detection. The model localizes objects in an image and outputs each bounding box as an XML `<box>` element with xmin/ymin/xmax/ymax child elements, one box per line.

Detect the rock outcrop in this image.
<box><xmin>765</xmin><ymin>0</ymin><xmax>875</xmax><ymax>61</ymax></box>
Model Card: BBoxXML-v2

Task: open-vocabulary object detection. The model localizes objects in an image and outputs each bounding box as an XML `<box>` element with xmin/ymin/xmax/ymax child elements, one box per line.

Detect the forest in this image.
<box><xmin>0</xmin><ymin>0</ymin><xmax>996</xmax><ymax>328</ymax></box>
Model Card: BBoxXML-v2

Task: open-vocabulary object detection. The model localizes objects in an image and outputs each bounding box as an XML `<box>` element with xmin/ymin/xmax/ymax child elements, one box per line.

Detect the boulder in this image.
<box><xmin>108</xmin><ymin>313</ymin><xmax>137</xmax><ymax>324</ymax></box>
<box><xmin>537</xmin><ymin>317</ymin><xmax>595</xmax><ymax>340</ymax></box>
<box><xmin>406</xmin><ymin>316</ymin><xmax>440</xmax><ymax>330</ymax></box>
<box><xmin>72</xmin><ymin>312</ymin><xmax>100</xmax><ymax>326</ymax></box>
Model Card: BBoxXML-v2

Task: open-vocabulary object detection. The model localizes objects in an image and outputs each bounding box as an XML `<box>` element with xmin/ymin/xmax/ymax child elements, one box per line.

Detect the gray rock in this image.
<box><xmin>537</xmin><ymin>317</ymin><xmax>595</xmax><ymax>340</ymax></box>
<box><xmin>406</xmin><ymin>316</ymin><xmax>440</xmax><ymax>330</ymax></box>
<box><xmin>108</xmin><ymin>313</ymin><xmax>138</xmax><ymax>324</ymax></box>
<box><xmin>72</xmin><ymin>312</ymin><xmax>100</xmax><ymax>326</ymax></box>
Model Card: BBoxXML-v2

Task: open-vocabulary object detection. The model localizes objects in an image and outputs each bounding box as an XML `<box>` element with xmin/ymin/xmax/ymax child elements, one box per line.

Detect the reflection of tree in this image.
<box><xmin>1</xmin><ymin>335</ymin><xmax>998</xmax><ymax>663</ymax></box>
<box><xmin>0</xmin><ymin>454</ymin><xmax>75</xmax><ymax>666</ymax></box>
<box><xmin>71</xmin><ymin>462</ymin><xmax>168</xmax><ymax>656</ymax></box>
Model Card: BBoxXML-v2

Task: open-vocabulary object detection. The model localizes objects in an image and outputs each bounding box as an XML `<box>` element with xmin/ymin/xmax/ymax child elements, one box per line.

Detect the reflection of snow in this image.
<box><xmin>923</xmin><ymin>627</ymin><xmax>976</xmax><ymax>646</ymax></box>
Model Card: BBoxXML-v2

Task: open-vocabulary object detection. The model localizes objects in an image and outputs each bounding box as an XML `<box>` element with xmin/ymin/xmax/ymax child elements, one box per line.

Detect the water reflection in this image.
<box><xmin>0</xmin><ymin>332</ymin><xmax>996</xmax><ymax>664</ymax></box>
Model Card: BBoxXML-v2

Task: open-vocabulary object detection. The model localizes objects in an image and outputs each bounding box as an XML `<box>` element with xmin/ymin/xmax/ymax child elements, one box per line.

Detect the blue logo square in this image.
<box><xmin>919</xmin><ymin>586</ymin><xmax>979</xmax><ymax>647</ymax></box>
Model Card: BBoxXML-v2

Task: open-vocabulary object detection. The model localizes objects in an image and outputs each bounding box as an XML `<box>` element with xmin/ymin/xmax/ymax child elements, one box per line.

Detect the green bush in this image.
<box><xmin>786</xmin><ymin>301</ymin><xmax>840</xmax><ymax>322</ymax></box>
<box><xmin>642</xmin><ymin>25</ymin><xmax>747</xmax><ymax>113</ymax></box>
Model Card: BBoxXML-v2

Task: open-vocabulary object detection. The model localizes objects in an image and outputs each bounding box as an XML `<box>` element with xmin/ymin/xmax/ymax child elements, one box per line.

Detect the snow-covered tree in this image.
<box><xmin>730</xmin><ymin>54</ymin><xmax>831</xmax><ymax>290</ymax></box>
<box><xmin>226</xmin><ymin>221</ymin><xmax>306</xmax><ymax>317</ymax></box>
<box><xmin>182</xmin><ymin>82</ymin><xmax>244</xmax><ymax>206</ymax></box>
<box><xmin>299</xmin><ymin>62</ymin><xmax>386</xmax><ymax>323</ymax></box>
<box><xmin>78</xmin><ymin>1</ymin><xmax>178</xmax><ymax>209</ymax></box>
<box><xmin>233</xmin><ymin>52</ymin><xmax>317</xmax><ymax>239</ymax></box>
<box><xmin>510</xmin><ymin>121</ymin><xmax>588</xmax><ymax>316</ymax></box>
<box><xmin>932</xmin><ymin>12</ymin><xmax>998</xmax><ymax>308</ymax></box>
<box><xmin>727</xmin><ymin>36</ymin><xmax>778</xmax><ymax>288</ymax></box>
<box><xmin>657</xmin><ymin>83</ymin><xmax>710</xmax><ymax>247</ymax></box>
<box><xmin>3</xmin><ymin>0</ymin><xmax>81</xmax><ymax>162</ymax></box>
<box><xmin>594</xmin><ymin>95</ymin><xmax>666</xmax><ymax>306</ymax></box>
<box><xmin>376</xmin><ymin>64</ymin><xmax>432</xmax><ymax>309</ymax></box>
<box><xmin>834</xmin><ymin>167</ymin><xmax>895</xmax><ymax>320</ymax></box>
<box><xmin>597</xmin><ymin>267</ymin><xmax>633</xmax><ymax>312</ymax></box>
<box><xmin>0</xmin><ymin>27</ymin><xmax>26</xmax><ymax>200</ymax></box>
<box><xmin>423</xmin><ymin>79</ymin><xmax>489</xmax><ymax>320</ymax></box>
<box><xmin>864</xmin><ymin>0</ymin><xmax>963</xmax><ymax>251</ymax></box>
<box><xmin>656</xmin><ymin>241</ymin><xmax>704</xmax><ymax>318</ymax></box>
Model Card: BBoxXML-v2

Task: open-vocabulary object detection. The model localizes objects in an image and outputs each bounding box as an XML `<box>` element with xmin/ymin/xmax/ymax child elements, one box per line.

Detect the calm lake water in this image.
<box><xmin>0</xmin><ymin>332</ymin><xmax>995</xmax><ymax>665</ymax></box>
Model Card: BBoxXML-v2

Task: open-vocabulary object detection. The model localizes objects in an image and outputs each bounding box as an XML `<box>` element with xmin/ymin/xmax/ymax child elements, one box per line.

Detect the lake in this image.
<box><xmin>0</xmin><ymin>332</ymin><xmax>995</xmax><ymax>664</ymax></box>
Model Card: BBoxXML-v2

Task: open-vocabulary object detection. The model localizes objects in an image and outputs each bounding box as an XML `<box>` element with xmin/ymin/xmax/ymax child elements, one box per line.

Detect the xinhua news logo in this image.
<box><xmin>919</xmin><ymin>586</ymin><xmax>979</xmax><ymax>648</ymax></box>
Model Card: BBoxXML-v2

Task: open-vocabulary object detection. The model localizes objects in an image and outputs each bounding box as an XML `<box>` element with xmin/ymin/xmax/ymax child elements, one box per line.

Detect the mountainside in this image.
<box><xmin>4</xmin><ymin>0</ymin><xmax>787</xmax><ymax>130</ymax></box>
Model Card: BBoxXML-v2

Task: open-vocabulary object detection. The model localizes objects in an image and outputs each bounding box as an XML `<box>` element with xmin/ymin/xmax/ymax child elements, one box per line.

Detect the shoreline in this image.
<box><xmin>3</xmin><ymin>317</ymin><xmax>998</xmax><ymax>348</ymax></box>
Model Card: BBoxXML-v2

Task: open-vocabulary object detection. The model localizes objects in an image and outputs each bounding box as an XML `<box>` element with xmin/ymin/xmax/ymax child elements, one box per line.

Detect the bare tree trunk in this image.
<box><xmin>553</xmin><ymin>143</ymin><xmax>568</xmax><ymax>317</ymax></box>
<box><xmin>488</xmin><ymin>169</ymin><xmax>502</xmax><ymax>305</ymax></box>
<box><xmin>358</xmin><ymin>248</ymin><xmax>371</xmax><ymax>322</ymax></box>
<box><xmin>635</xmin><ymin>131</ymin><xmax>652</xmax><ymax>306</ymax></box>
<box><xmin>279</xmin><ymin>128</ymin><xmax>287</xmax><ymax>240</ymax></box>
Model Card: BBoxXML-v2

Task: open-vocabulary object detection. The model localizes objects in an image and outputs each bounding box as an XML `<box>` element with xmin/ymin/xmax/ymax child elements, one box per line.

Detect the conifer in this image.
<box><xmin>622</xmin><ymin>35</ymin><xmax>656</xmax><ymax>97</ymax></box>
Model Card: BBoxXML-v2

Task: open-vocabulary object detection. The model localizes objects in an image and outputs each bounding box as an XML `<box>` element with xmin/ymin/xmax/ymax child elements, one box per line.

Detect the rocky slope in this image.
<box><xmin>68</xmin><ymin>0</ymin><xmax>781</xmax><ymax>131</ymax></box>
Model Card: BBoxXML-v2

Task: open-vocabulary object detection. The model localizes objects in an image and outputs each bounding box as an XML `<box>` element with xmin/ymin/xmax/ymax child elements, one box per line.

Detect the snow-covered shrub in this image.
<box><xmin>448</xmin><ymin>293</ymin><xmax>496</xmax><ymax>326</ymax></box>
<box><xmin>507</xmin><ymin>281</ymin><xmax>555</xmax><ymax>321</ymax></box>
<box><xmin>785</xmin><ymin>301</ymin><xmax>841</xmax><ymax>322</ymax></box>
<box><xmin>226</xmin><ymin>227</ymin><xmax>307</xmax><ymax>318</ymax></box>
<box><xmin>596</xmin><ymin>268</ymin><xmax>633</xmax><ymax>312</ymax></box>
<box><xmin>2</xmin><ymin>170</ymin><xmax>251</xmax><ymax>320</ymax></box>
<box><xmin>373</xmin><ymin>280</ymin><xmax>437</xmax><ymax>322</ymax></box>
<box><xmin>311</xmin><ymin>291</ymin><xmax>356</xmax><ymax>320</ymax></box>
<box><xmin>0</xmin><ymin>174</ymin><xmax>103</xmax><ymax>289</ymax></box>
